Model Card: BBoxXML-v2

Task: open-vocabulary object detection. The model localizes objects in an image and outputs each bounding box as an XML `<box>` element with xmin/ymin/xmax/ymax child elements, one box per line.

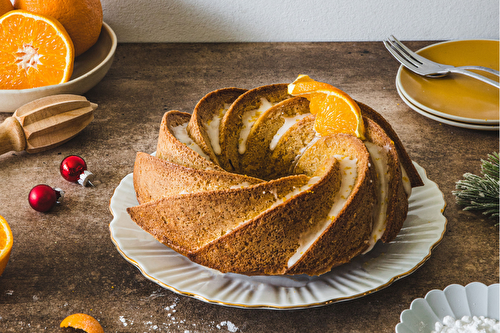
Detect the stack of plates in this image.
<box><xmin>396</xmin><ymin>40</ymin><xmax>499</xmax><ymax>131</ymax></box>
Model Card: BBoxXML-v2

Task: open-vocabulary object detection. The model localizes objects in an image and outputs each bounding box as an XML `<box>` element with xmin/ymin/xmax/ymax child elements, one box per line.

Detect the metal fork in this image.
<box><xmin>384</xmin><ymin>35</ymin><xmax>499</xmax><ymax>88</ymax></box>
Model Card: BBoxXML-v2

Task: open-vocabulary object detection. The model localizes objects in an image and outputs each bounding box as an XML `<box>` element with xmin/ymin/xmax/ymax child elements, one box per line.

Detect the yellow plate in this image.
<box><xmin>397</xmin><ymin>40</ymin><xmax>499</xmax><ymax>125</ymax></box>
<box><xmin>397</xmin><ymin>83</ymin><xmax>499</xmax><ymax>131</ymax></box>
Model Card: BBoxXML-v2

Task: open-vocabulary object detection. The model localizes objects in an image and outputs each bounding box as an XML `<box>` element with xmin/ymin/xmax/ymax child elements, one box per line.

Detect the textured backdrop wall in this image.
<box><xmin>100</xmin><ymin>0</ymin><xmax>499</xmax><ymax>43</ymax></box>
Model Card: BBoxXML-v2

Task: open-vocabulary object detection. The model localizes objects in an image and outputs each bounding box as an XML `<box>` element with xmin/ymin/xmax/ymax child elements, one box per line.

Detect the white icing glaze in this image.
<box><xmin>363</xmin><ymin>142</ymin><xmax>390</xmax><ymax>253</ymax></box>
<box><xmin>271</xmin><ymin>176</ymin><xmax>321</xmax><ymax>209</ymax></box>
<box><xmin>289</xmin><ymin>136</ymin><xmax>320</xmax><ymax>174</ymax></box>
<box><xmin>287</xmin><ymin>155</ymin><xmax>358</xmax><ymax>268</ymax></box>
<box><xmin>229</xmin><ymin>182</ymin><xmax>253</xmax><ymax>189</ymax></box>
<box><xmin>238</xmin><ymin>98</ymin><xmax>275</xmax><ymax>154</ymax></box>
<box><xmin>401</xmin><ymin>164</ymin><xmax>412</xmax><ymax>196</ymax></box>
<box><xmin>171</xmin><ymin>122</ymin><xmax>212</xmax><ymax>161</ymax></box>
<box><xmin>269</xmin><ymin>113</ymin><xmax>310</xmax><ymax>151</ymax></box>
<box><xmin>204</xmin><ymin>103</ymin><xmax>232</xmax><ymax>155</ymax></box>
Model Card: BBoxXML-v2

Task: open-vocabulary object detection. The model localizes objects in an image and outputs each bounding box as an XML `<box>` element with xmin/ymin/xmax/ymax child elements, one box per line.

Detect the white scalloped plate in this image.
<box><xmin>396</xmin><ymin>283</ymin><xmax>500</xmax><ymax>333</ymax></box>
<box><xmin>109</xmin><ymin>162</ymin><xmax>446</xmax><ymax>309</ymax></box>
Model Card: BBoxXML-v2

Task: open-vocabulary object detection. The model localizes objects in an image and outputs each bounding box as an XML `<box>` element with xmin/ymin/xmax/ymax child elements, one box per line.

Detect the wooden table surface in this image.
<box><xmin>0</xmin><ymin>42</ymin><xmax>498</xmax><ymax>332</ymax></box>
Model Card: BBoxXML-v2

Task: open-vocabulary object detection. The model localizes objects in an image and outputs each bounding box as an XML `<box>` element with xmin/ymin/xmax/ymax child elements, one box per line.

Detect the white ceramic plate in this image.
<box><xmin>395</xmin><ymin>40</ymin><xmax>499</xmax><ymax>126</ymax></box>
<box><xmin>0</xmin><ymin>22</ymin><xmax>117</xmax><ymax>112</ymax></box>
<box><xmin>396</xmin><ymin>83</ymin><xmax>499</xmax><ymax>131</ymax></box>
<box><xmin>109</xmin><ymin>162</ymin><xmax>446</xmax><ymax>309</ymax></box>
<box><xmin>396</xmin><ymin>282</ymin><xmax>500</xmax><ymax>333</ymax></box>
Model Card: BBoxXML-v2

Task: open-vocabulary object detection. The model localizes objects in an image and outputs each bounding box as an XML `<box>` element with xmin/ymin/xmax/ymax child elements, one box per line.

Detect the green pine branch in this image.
<box><xmin>453</xmin><ymin>152</ymin><xmax>499</xmax><ymax>220</ymax></box>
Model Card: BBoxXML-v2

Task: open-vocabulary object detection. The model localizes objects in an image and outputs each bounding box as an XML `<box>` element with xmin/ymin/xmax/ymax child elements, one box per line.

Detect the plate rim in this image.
<box><xmin>109</xmin><ymin>162</ymin><xmax>447</xmax><ymax>309</ymax></box>
<box><xmin>396</xmin><ymin>81</ymin><xmax>499</xmax><ymax>131</ymax></box>
<box><xmin>396</xmin><ymin>39</ymin><xmax>499</xmax><ymax>125</ymax></box>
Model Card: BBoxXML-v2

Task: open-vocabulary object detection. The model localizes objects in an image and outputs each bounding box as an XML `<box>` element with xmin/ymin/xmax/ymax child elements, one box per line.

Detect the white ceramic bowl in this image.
<box><xmin>0</xmin><ymin>22</ymin><xmax>117</xmax><ymax>112</ymax></box>
<box><xmin>396</xmin><ymin>282</ymin><xmax>499</xmax><ymax>333</ymax></box>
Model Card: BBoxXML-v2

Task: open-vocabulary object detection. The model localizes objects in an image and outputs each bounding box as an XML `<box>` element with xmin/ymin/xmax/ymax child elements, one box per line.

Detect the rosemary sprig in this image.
<box><xmin>453</xmin><ymin>152</ymin><xmax>499</xmax><ymax>219</ymax></box>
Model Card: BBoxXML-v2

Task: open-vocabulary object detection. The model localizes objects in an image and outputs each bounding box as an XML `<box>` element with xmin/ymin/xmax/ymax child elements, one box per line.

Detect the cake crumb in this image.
<box><xmin>218</xmin><ymin>321</ymin><xmax>239</xmax><ymax>332</ymax></box>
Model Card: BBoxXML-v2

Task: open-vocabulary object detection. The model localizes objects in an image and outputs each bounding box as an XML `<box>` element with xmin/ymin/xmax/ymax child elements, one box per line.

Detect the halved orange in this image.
<box><xmin>288</xmin><ymin>75</ymin><xmax>365</xmax><ymax>139</ymax></box>
<box><xmin>0</xmin><ymin>215</ymin><xmax>13</xmax><ymax>277</ymax></box>
<box><xmin>0</xmin><ymin>10</ymin><xmax>74</xmax><ymax>89</ymax></box>
<box><xmin>60</xmin><ymin>313</ymin><xmax>104</xmax><ymax>333</ymax></box>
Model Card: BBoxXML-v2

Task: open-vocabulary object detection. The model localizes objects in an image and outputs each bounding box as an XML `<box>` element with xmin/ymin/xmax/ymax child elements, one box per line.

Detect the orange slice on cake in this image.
<box><xmin>0</xmin><ymin>10</ymin><xmax>74</xmax><ymax>89</ymax></box>
<box><xmin>288</xmin><ymin>75</ymin><xmax>365</xmax><ymax>139</ymax></box>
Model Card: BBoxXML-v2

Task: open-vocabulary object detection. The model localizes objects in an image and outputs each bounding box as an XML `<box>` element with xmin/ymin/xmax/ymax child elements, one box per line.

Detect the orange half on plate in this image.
<box><xmin>0</xmin><ymin>10</ymin><xmax>75</xmax><ymax>89</ymax></box>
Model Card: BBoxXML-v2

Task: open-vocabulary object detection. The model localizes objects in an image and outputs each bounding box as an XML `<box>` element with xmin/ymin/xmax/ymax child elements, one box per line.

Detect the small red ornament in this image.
<box><xmin>60</xmin><ymin>155</ymin><xmax>94</xmax><ymax>186</ymax></box>
<box><xmin>28</xmin><ymin>185</ymin><xmax>64</xmax><ymax>212</ymax></box>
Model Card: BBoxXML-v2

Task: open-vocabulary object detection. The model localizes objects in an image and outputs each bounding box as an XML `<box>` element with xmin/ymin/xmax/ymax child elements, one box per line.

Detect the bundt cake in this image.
<box><xmin>127</xmin><ymin>82</ymin><xmax>423</xmax><ymax>276</ymax></box>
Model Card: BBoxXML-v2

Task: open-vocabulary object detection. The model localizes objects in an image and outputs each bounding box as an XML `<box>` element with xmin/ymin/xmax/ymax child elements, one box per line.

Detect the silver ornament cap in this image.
<box><xmin>78</xmin><ymin>170</ymin><xmax>95</xmax><ymax>187</ymax></box>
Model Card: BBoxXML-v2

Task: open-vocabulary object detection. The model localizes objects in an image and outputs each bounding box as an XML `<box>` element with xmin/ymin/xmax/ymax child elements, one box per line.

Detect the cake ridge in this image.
<box><xmin>156</xmin><ymin>110</ymin><xmax>223</xmax><ymax>171</ymax></box>
<box><xmin>187</xmin><ymin>87</ymin><xmax>247</xmax><ymax>166</ymax></box>
<box><xmin>133</xmin><ymin>152</ymin><xmax>264</xmax><ymax>205</ymax></box>
<box><xmin>187</xmin><ymin>156</ymin><xmax>344</xmax><ymax>275</ymax></box>
<box><xmin>127</xmin><ymin>172</ymin><xmax>313</xmax><ymax>257</ymax></box>
<box><xmin>219</xmin><ymin>83</ymin><xmax>291</xmax><ymax>173</ymax></box>
<box><xmin>239</xmin><ymin>96</ymin><xmax>310</xmax><ymax>180</ymax></box>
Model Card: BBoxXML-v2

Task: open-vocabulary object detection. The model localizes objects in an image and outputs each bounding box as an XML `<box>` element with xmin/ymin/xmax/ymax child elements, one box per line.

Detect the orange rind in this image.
<box><xmin>0</xmin><ymin>0</ymin><xmax>13</xmax><ymax>16</ymax></box>
<box><xmin>60</xmin><ymin>313</ymin><xmax>104</xmax><ymax>333</ymax></box>
<box><xmin>13</xmin><ymin>0</ymin><xmax>103</xmax><ymax>56</ymax></box>
<box><xmin>0</xmin><ymin>215</ymin><xmax>13</xmax><ymax>277</ymax></box>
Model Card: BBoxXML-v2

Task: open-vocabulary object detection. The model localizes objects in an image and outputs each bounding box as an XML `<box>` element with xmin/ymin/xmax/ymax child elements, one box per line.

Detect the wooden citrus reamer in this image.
<box><xmin>0</xmin><ymin>94</ymin><xmax>97</xmax><ymax>155</ymax></box>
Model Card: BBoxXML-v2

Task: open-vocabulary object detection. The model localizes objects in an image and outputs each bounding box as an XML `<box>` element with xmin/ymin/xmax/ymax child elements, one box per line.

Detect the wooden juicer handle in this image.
<box><xmin>0</xmin><ymin>95</ymin><xmax>97</xmax><ymax>155</ymax></box>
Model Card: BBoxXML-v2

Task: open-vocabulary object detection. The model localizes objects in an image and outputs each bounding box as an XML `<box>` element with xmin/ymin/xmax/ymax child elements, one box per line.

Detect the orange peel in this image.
<box><xmin>0</xmin><ymin>0</ymin><xmax>13</xmax><ymax>16</ymax></box>
<box><xmin>60</xmin><ymin>313</ymin><xmax>104</xmax><ymax>333</ymax></box>
<box><xmin>0</xmin><ymin>215</ymin><xmax>13</xmax><ymax>277</ymax></box>
<box><xmin>13</xmin><ymin>0</ymin><xmax>103</xmax><ymax>56</ymax></box>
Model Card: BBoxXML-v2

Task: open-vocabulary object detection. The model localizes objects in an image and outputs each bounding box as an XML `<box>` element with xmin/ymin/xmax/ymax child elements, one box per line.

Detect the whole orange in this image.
<box><xmin>0</xmin><ymin>0</ymin><xmax>14</xmax><ymax>16</ymax></box>
<box><xmin>13</xmin><ymin>0</ymin><xmax>102</xmax><ymax>56</ymax></box>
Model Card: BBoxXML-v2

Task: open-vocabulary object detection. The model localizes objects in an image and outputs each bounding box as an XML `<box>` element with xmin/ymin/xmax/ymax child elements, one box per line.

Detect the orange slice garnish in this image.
<box><xmin>0</xmin><ymin>215</ymin><xmax>13</xmax><ymax>277</ymax></box>
<box><xmin>60</xmin><ymin>313</ymin><xmax>104</xmax><ymax>333</ymax></box>
<box><xmin>288</xmin><ymin>75</ymin><xmax>365</xmax><ymax>139</ymax></box>
<box><xmin>0</xmin><ymin>10</ymin><xmax>74</xmax><ymax>89</ymax></box>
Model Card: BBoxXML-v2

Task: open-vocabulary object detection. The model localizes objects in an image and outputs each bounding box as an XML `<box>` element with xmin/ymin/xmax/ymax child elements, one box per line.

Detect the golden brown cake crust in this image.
<box><xmin>188</xmin><ymin>157</ymin><xmax>342</xmax><ymax>275</ymax></box>
<box><xmin>268</xmin><ymin>114</ymin><xmax>316</xmax><ymax>179</ymax></box>
<box><xmin>286</xmin><ymin>134</ymin><xmax>376</xmax><ymax>275</ymax></box>
<box><xmin>358</xmin><ymin>101</ymin><xmax>423</xmax><ymax>187</ymax></box>
<box><xmin>133</xmin><ymin>152</ymin><xmax>263</xmax><ymax>205</ymax></box>
<box><xmin>219</xmin><ymin>83</ymin><xmax>291</xmax><ymax>173</ymax></box>
<box><xmin>156</xmin><ymin>110</ymin><xmax>223</xmax><ymax>171</ymax></box>
<box><xmin>363</xmin><ymin>118</ymin><xmax>409</xmax><ymax>243</ymax></box>
<box><xmin>187</xmin><ymin>87</ymin><xmax>247</xmax><ymax>166</ymax></box>
<box><xmin>127</xmin><ymin>173</ymin><xmax>311</xmax><ymax>257</ymax></box>
<box><xmin>239</xmin><ymin>96</ymin><xmax>310</xmax><ymax>180</ymax></box>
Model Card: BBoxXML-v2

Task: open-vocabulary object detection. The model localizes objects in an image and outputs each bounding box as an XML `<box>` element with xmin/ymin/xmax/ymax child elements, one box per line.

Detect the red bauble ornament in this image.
<box><xmin>60</xmin><ymin>155</ymin><xmax>94</xmax><ymax>186</ymax></box>
<box><xmin>28</xmin><ymin>185</ymin><xmax>64</xmax><ymax>212</ymax></box>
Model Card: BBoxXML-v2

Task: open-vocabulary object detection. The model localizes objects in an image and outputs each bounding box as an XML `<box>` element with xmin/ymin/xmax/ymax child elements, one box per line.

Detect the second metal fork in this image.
<box><xmin>384</xmin><ymin>36</ymin><xmax>499</xmax><ymax>88</ymax></box>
